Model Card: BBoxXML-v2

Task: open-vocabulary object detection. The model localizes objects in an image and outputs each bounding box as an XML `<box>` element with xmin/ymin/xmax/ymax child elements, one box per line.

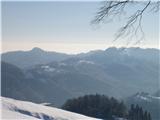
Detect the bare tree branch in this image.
<box><xmin>115</xmin><ymin>1</ymin><xmax>150</xmax><ymax>41</ymax></box>
<box><xmin>92</xmin><ymin>0</ymin><xmax>159</xmax><ymax>45</ymax></box>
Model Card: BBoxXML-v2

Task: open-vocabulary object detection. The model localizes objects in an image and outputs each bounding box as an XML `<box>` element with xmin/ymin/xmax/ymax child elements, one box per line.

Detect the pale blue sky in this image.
<box><xmin>2</xmin><ymin>1</ymin><xmax>159</xmax><ymax>53</ymax></box>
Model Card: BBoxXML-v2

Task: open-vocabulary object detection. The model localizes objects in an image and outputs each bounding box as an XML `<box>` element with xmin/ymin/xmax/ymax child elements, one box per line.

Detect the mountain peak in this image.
<box><xmin>31</xmin><ymin>47</ymin><xmax>44</xmax><ymax>52</ymax></box>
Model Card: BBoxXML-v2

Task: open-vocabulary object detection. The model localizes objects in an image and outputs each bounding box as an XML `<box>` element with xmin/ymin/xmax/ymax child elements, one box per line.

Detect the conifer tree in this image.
<box><xmin>128</xmin><ymin>104</ymin><xmax>152</xmax><ymax>120</ymax></box>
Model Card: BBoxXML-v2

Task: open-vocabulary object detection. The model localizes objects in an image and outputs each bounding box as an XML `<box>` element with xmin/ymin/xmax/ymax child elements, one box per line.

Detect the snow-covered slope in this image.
<box><xmin>1</xmin><ymin>97</ymin><xmax>101</xmax><ymax>120</ymax></box>
<box><xmin>132</xmin><ymin>92</ymin><xmax>160</xmax><ymax>102</ymax></box>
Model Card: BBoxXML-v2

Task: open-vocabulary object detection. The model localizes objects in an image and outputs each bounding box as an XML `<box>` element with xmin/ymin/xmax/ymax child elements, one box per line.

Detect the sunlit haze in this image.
<box><xmin>2</xmin><ymin>1</ymin><xmax>159</xmax><ymax>53</ymax></box>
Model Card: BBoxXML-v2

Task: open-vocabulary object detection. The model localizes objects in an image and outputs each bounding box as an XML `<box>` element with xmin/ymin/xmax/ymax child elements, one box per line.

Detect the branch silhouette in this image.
<box><xmin>92</xmin><ymin>0</ymin><xmax>159</xmax><ymax>44</ymax></box>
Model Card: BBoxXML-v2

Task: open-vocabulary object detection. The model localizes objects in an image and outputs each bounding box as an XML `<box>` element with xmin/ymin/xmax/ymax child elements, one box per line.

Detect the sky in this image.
<box><xmin>1</xmin><ymin>1</ymin><xmax>159</xmax><ymax>54</ymax></box>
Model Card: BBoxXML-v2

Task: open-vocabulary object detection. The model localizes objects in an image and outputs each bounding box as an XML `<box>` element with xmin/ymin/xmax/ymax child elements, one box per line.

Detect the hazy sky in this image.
<box><xmin>2</xmin><ymin>1</ymin><xmax>159</xmax><ymax>53</ymax></box>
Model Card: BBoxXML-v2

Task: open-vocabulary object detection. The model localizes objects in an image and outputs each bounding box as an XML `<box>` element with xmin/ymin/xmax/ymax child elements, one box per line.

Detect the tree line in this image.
<box><xmin>128</xmin><ymin>104</ymin><xmax>151</xmax><ymax>120</ymax></box>
<box><xmin>62</xmin><ymin>94</ymin><xmax>152</xmax><ymax>120</ymax></box>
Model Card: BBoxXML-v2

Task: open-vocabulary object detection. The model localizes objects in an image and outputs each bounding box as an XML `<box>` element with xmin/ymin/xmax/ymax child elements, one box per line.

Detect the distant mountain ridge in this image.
<box><xmin>2</xmin><ymin>47</ymin><xmax>73</xmax><ymax>68</ymax></box>
<box><xmin>1</xmin><ymin>47</ymin><xmax>159</xmax><ymax>107</ymax></box>
<box><xmin>2</xmin><ymin>47</ymin><xmax>159</xmax><ymax>69</ymax></box>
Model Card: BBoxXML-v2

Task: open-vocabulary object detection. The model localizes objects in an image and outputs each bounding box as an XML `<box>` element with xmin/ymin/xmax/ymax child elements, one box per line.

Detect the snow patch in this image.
<box><xmin>41</xmin><ymin>65</ymin><xmax>55</xmax><ymax>72</ymax></box>
<box><xmin>78</xmin><ymin>60</ymin><xmax>94</xmax><ymax>65</ymax></box>
<box><xmin>135</xmin><ymin>92</ymin><xmax>160</xmax><ymax>102</ymax></box>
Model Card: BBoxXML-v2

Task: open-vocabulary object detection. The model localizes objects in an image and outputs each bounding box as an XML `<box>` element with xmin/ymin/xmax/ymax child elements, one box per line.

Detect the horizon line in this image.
<box><xmin>2</xmin><ymin>46</ymin><xmax>159</xmax><ymax>55</ymax></box>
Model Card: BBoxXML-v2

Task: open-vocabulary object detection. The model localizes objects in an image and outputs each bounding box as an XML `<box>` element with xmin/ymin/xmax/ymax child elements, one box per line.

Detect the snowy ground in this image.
<box><xmin>1</xmin><ymin>97</ymin><xmax>101</xmax><ymax>120</ymax></box>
